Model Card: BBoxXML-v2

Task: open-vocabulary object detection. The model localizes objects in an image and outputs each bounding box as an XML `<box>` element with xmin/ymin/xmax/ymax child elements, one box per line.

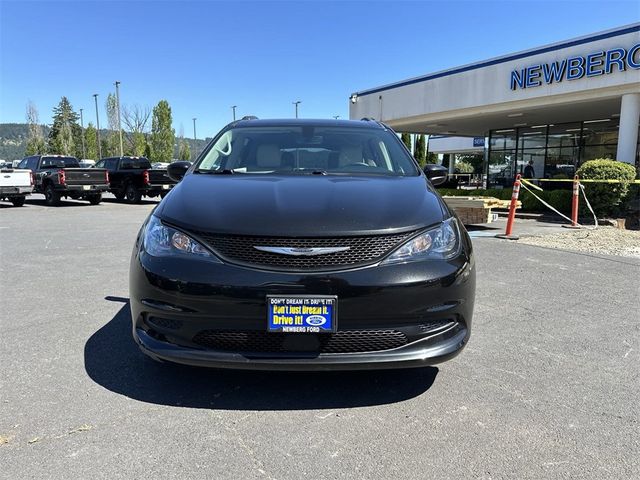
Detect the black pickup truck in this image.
<box><xmin>17</xmin><ymin>155</ymin><xmax>109</xmax><ymax>206</ymax></box>
<box><xmin>94</xmin><ymin>156</ymin><xmax>177</xmax><ymax>203</ymax></box>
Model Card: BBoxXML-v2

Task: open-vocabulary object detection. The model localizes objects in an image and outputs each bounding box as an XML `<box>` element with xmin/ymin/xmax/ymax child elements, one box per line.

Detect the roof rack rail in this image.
<box><xmin>241</xmin><ymin>115</ymin><xmax>259</xmax><ymax>120</ymax></box>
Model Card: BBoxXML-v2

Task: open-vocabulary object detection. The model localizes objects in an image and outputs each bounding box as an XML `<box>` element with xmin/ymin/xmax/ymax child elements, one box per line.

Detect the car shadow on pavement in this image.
<box><xmin>84</xmin><ymin>298</ymin><xmax>439</xmax><ymax>410</ymax></box>
<box><xmin>101</xmin><ymin>198</ymin><xmax>159</xmax><ymax>205</ymax></box>
<box><xmin>25</xmin><ymin>198</ymin><xmax>91</xmax><ymax>207</ymax></box>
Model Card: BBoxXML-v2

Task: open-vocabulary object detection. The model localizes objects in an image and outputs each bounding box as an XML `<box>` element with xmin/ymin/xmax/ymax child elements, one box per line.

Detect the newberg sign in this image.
<box><xmin>510</xmin><ymin>43</ymin><xmax>640</xmax><ymax>90</ymax></box>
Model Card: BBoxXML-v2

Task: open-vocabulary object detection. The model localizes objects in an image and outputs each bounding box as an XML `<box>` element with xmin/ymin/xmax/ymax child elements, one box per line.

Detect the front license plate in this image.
<box><xmin>267</xmin><ymin>296</ymin><xmax>337</xmax><ymax>333</ymax></box>
<box><xmin>82</xmin><ymin>185</ymin><xmax>91</xmax><ymax>190</ymax></box>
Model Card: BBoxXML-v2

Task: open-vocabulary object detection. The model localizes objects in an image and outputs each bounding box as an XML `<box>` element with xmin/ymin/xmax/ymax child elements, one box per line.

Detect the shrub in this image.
<box><xmin>456</xmin><ymin>161</ymin><xmax>474</xmax><ymax>173</ymax></box>
<box><xmin>576</xmin><ymin>159</ymin><xmax>637</xmax><ymax>216</ymax></box>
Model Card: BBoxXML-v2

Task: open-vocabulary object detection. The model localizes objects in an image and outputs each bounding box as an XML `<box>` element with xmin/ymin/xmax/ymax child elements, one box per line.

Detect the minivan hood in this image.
<box><xmin>157</xmin><ymin>174</ymin><xmax>446</xmax><ymax>236</ymax></box>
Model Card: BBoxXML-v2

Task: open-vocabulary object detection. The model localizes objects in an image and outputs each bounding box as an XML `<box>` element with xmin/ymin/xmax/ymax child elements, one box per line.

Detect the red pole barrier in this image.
<box><xmin>562</xmin><ymin>175</ymin><xmax>581</xmax><ymax>229</ymax></box>
<box><xmin>496</xmin><ymin>174</ymin><xmax>521</xmax><ymax>240</ymax></box>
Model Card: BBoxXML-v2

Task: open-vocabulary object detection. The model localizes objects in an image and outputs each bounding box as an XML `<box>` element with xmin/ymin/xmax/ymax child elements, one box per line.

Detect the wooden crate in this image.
<box><xmin>442</xmin><ymin>196</ymin><xmax>521</xmax><ymax>225</ymax></box>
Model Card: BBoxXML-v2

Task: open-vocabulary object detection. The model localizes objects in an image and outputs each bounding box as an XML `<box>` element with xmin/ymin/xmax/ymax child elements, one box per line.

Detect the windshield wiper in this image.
<box><xmin>291</xmin><ymin>168</ymin><xmax>328</xmax><ymax>175</ymax></box>
<box><xmin>196</xmin><ymin>169</ymin><xmax>235</xmax><ymax>174</ymax></box>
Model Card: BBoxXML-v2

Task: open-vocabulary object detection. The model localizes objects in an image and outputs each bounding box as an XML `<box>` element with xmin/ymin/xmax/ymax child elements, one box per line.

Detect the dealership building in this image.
<box><xmin>349</xmin><ymin>24</ymin><xmax>640</xmax><ymax>187</ymax></box>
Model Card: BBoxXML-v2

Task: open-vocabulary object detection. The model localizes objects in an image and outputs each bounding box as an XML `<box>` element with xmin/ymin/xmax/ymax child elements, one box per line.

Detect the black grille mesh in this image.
<box><xmin>192</xmin><ymin>329</ymin><xmax>409</xmax><ymax>354</ymax></box>
<box><xmin>189</xmin><ymin>231</ymin><xmax>416</xmax><ymax>270</ymax></box>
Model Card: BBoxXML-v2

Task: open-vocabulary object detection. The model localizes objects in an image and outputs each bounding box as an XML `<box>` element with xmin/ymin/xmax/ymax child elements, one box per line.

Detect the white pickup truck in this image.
<box><xmin>0</xmin><ymin>167</ymin><xmax>34</xmax><ymax>207</ymax></box>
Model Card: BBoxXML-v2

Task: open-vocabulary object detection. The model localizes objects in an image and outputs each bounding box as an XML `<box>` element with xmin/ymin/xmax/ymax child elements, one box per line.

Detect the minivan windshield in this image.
<box><xmin>196</xmin><ymin>126</ymin><xmax>419</xmax><ymax>176</ymax></box>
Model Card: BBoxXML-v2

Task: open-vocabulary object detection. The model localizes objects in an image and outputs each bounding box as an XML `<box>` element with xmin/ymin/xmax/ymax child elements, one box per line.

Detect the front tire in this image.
<box><xmin>11</xmin><ymin>196</ymin><xmax>26</xmax><ymax>207</ymax></box>
<box><xmin>44</xmin><ymin>184</ymin><xmax>61</xmax><ymax>206</ymax></box>
<box><xmin>125</xmin><ymin>183</ymin><xmax>142</xmax><ymax>204</ymax></box>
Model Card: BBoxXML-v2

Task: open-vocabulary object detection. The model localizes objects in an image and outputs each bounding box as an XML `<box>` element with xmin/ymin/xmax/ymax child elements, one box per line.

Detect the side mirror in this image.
<box><xmin>167</xmin><ymin>161</ymin><xmax>191</xmax><ymax>182</ymax></box>
<box><xmin>423</xmin><ymin>164</ymin><xmax>448</xmax><ymax>186</ymax></box>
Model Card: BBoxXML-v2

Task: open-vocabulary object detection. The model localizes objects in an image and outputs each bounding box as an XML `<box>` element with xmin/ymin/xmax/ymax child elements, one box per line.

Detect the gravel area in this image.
<box><xmin>518</xmin><ymin>226</ymin><xmax>640</xmax><ymax>258</ymax></box>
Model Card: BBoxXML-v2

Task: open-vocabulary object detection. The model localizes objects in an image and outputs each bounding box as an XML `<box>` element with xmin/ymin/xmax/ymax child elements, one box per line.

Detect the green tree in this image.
<box><xmin>85</xmin><ymin>122</ymin><xmax>98</xmax><ymax>160</ymax></box>
<box><xmin>178</xmin><ymin>138</ymin><xmax>191</xmax><ymax>161</ymax></box>
<box><xmin>400</xmin><ymin>132</ymin><xmax>411</xmax><ymax>151</ymax></box>
<box><xmin>426</xmin><ymin>152</ymin><xmax>438</xmax><ymax>164</ymax></box>
<box><xmin>414</xmin><ymin>134</ymin><xmax>426</xmax><ymax>167</ymax></box>
<box><xmin>150</xmin><ymin>100</ymin><xmax>175</xmax><ymax>162</ymax></box>
<box><xmin>48</xmin><ymin>96</ymin><xmax>79</xmax><ymax>155</ymax></box>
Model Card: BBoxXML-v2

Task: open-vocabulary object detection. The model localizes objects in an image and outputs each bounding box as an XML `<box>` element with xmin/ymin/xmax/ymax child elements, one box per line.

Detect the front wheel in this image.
<box><xmin>125</xmin><ymin>183</ymin><xmax>142</xmax><ymax>204</ymax></box>
<box><xmin>87</xmin><ymin>194</ymin><xmax>102</xmax><ymax>205</ymax></box>
<box><xmin>44</xmin><ymin>184</ymin><xmax>61</xmax><ymax>206</ymax></box>
<box><xmin>11</xmin><ymin>196</ymin><xmax>26</xmax><ymax>207</ymax></box>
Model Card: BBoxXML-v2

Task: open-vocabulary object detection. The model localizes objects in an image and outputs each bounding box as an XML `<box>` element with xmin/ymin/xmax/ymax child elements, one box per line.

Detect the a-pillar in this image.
<box><xmin>616</xmin><ymin>93</ymin><xmax>640</xmax><ymax>164</ymax></box>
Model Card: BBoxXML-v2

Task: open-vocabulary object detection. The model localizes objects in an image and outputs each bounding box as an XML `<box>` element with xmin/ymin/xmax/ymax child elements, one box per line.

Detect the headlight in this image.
<box><xmin>143</xmin><ymin>215</ymin><xmax>221</xmax><ymax>262</ymax></box>
<box><xmin>382</xmin><ymin>218</ymin><xmax>460</xmax><ymax>264</ymax></box>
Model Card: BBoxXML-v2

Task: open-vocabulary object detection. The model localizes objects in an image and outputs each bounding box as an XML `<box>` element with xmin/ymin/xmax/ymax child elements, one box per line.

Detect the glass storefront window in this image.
<box><xmin>582</xmin><ymin>119</ymin><xmax>619</xmax><ymax>146</ymax></box>
<box><xmin>517</xmin><ymin>148</ymin><xmax>545</xmax><ymax>178</ymax></box>
<box><xmin>518</xmin><ymin>127</ymin><xmax>546</xmax><ymax>150</ymax></box>
<box><xmin>488</xmin><ymin>150</ymin><xmax>515</xmax><ymax>187</ymax></box>
<box><xmin>545</xmin><ymin>146</ymin><xmax>578</xmax><ymax>178</ymax></box>
<box><xmin>487</xmin><ymin>118</ymin><xmax>624</xmax><ymax>188</ymax></box>
<box><xmin>582</xmin><ymin>144</ymin><xmax>617</xmax><ymax>162</ymax></box>
<box><xmin>547</xmin><ymin>123</ymin><xmax>581</xmax><ymax>148</ymax></box>
<box><xmin>489</xmin><ymin>130</ymin><xmax>517</xmax><ymax>150</ymax></box>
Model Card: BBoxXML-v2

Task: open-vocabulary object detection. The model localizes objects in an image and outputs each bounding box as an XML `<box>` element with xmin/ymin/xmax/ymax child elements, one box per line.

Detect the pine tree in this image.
<box><xmin>150</xmin><ymin>100</ymin><xmax>175</xmax><ymax>162</ymax></box>
<box><xmin>48</xmin><ymin>97</ymin><xmax>80</xmax><ymax>156</ymax></box>
<box><xmin>85</xmin><ymin>123</ymin><xmax>98</xmax><ymax>160</ymax></box>
<box><xmin>400</xmin><ymin>132</ymin><xmax>411</xmax><ymax>151</ymax></box>
<box><xmin>178</xmin><ymin>139</ymin><xmax>191</xmax><ymax>161</ymax></box>
<box><xmin>414</xmin><ymin>134</ymin><xmax>426</xmax><ymax>167</ymax></box>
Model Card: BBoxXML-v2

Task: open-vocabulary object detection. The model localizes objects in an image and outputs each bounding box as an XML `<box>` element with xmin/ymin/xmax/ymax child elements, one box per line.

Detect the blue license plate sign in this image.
<box><xmin>267</xmin><ymin>296</ymin><xmax>337</xmax><ymax>333</ymax></box>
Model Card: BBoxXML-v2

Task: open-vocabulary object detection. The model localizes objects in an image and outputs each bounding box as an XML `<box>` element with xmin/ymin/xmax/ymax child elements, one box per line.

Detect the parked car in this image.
<box><xmin>129</xmin><ymin>118</ymin><xmax>475</xmax><ymax>370</ymax></box>
<box><xmin>17</xmin><ymin>155</ymin><xmax>108</xmax><ymax>206</ymax></box>
<box><xmin>0</xmin><ymin>166</ymin><xmax>34</xmax><ymax>207</ymax></box>
<box><xmin>94</xmin><ymin>156</ymin><xmax>177</xmax><ymax>203</ymax></box>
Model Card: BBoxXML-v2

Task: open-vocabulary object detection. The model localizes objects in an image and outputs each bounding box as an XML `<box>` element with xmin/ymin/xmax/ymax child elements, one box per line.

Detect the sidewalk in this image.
<box><xmin>467</xmin><ymin>217</ymin><xmax>640</xmax><ymax>258</ymax></box>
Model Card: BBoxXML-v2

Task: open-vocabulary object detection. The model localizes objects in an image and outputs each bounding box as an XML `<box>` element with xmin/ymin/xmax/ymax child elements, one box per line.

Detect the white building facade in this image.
<box><xmin>349</xmin><ymin>24</ymin><xmax>639</xmax><ymax>187</ymax></box>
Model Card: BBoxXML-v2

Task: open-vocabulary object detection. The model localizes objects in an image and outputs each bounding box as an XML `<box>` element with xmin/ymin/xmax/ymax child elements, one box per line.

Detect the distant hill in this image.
<box><xmin>0</xmin><ymin>123</ymin><xmax>50</xmax><ymax>160</ymax></box>
<box><xmin>0</xmin><ymin>123</ymin><xmax>211</xmax><ymax>161</ymax></box>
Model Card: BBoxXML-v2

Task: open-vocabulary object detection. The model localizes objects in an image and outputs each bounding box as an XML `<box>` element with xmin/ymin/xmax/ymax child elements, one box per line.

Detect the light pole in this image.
<box><xmin>79</xmin><ymin>108</ymin><xmax>86</xmax><ymax>159</ymax></box>
<box><xmin>192</xmin><ymin>118</ymin><xmax>197</xmax><ymax>161</ymax></box>
<box><xmin>114</xmin><ymin>81</ymin><xmax>124</xmax><ymax>157</ymax></box>
<box><xmin>293</xmin><ymin>100</ymin><xmax>301</xmax><ymax>119</ymax></box>
<box><xmin>231</xmin><ymin>105</ymin><xmax>237</xmax><ymax>121</ymax></box>
<box><xmin>93</xmin><ymin>94</ymin><xmax>102</xmax><ymax>159</ymax></box>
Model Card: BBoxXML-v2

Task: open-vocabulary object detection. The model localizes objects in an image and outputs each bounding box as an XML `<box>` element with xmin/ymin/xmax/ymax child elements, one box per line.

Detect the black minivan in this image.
<box><xmin>129</xmin><ymin>118</ymin><xmax>475</xmax><ymax>370</ymax></box>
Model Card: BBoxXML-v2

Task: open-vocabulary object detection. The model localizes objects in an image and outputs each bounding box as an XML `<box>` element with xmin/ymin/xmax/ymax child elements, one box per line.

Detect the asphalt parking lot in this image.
<box><xmin>1</xmin><ymin>195</ymin><xmax>638</xmax><ymax>479</ymax></box>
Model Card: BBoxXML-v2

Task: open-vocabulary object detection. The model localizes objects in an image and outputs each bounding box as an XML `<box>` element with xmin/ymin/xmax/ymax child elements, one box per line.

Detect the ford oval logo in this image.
<box><xmin>306</xmin><ymin>315</ymin><xmax>326</xmax><ymax>326</ymax></box>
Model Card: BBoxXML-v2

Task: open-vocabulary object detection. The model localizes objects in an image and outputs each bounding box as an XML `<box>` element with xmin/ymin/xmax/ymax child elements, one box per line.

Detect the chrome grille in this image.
<box><xmin>189</xmin><ymin>231</ymin><xmax>416</xmax><ymax>271</ymax></box>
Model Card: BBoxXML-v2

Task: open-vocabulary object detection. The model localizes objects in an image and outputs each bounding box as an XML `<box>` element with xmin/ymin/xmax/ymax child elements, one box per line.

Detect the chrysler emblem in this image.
<box><xmin>253</xmin><ymin>246</ymin><xmax>350</xmax><ymax>256</ymax></box>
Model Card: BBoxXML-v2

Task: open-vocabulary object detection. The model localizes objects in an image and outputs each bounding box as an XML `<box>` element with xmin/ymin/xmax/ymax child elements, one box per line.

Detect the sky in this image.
<box><xmin>0</xmin><ymin>0</ymin><xmax>638</xmax><ymax>138</ymax></box>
